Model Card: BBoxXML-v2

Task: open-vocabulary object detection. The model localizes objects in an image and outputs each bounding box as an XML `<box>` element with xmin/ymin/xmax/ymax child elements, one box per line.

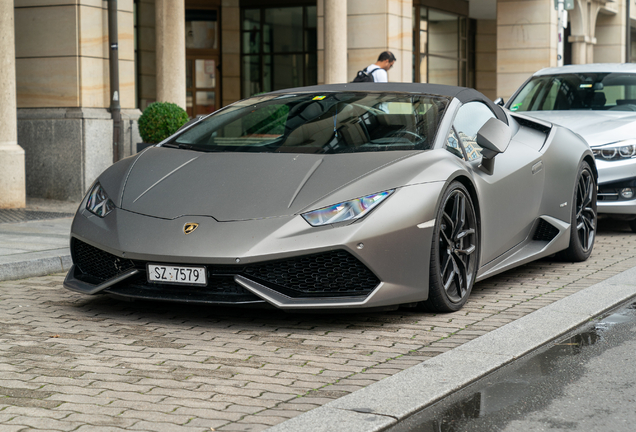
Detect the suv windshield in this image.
<box><xmin>167</xmin><ymin>92</ymin><xmax>449</xmax><ymax>154</ymax></box>
<box><xmin>509</xmin><ymin>73</ymin><xmax>636</xmax><ymax>112</ymax></box>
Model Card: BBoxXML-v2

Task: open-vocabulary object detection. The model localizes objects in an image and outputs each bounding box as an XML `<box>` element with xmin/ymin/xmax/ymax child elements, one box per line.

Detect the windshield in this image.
<box><xmin>167</xmin><ymin>92</ymin><xmax>449</xmax><ymax>154</ymax></box>
<box><xmin>509</xmin><ymin>73</ymin><xmax>636</xmax><ymax>112</ymax></box>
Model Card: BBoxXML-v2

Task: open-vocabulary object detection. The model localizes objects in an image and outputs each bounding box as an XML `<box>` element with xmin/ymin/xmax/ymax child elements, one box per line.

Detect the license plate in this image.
<box><xmin>147</xmin><ymin>264</ymin><xmax>207</xmax><ymax>286</ymax></box>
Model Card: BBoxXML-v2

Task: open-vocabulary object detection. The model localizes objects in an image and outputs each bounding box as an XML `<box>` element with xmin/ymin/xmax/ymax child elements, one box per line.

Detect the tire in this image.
<box><xmin>629</xmin><ymin>219</ymin><xmax>636</xmax><ymax>234</ymax></box>
<box><xmin>423</xmin><ymin>181</ymin><xmax>479</xmax><ymax>312</ymax></box>
<box><xmin>557</xmin><ymin>161</ymin><xmax>597</xmax><ymax>262</ymax></box>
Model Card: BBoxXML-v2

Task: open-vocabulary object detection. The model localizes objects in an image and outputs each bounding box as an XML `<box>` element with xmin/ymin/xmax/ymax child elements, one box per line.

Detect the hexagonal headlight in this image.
<box><xmin>302</xmin><ymin>190</ymin><xmax>394</xmax><ymax>227</ymax></box>
<box><xmin>86</xmin><ymin>182</ymin><xmax>115</xmax><ymax>217</ymax></box>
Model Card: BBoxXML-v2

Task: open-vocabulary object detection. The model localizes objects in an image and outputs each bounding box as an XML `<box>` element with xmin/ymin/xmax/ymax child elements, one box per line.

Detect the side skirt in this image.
<box><xmin>476</xmin><ymin>215</ymin><xmax>570</xmax><ymax>282</ymax></box>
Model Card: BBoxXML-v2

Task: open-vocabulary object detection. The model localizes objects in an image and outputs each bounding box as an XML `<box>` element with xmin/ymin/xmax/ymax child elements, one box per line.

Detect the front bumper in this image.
<box><xmin>64</xmin><ymin>182</ymin><xmax>444</xmax><ymax>309</ymax></box>
<box><xmin>64</xmin><ymin>242</ymin><xmax>381</xmax><ymax>307</ymax></box>
<box><xmin>595</xmin><ymin>158</ymin><xmax>636</xmax><ymax>215</ymax></box>
<box><xmin>596</xmin><ymin>175</ymin><xmax>636</xmax><ymax>215</ymax></box>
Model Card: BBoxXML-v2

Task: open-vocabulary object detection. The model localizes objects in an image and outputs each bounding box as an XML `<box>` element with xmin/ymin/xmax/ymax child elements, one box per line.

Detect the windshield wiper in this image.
<box><xmin>162</xmin><ymin>142</ymin><xmax>201</xmax><ymax>151</ymax></box>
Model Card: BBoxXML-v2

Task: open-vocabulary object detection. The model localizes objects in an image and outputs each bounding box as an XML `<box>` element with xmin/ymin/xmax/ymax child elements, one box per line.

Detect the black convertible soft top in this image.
<box><xmin>271</xmin><ymin>82</ymin><xmax>507</xmax><ymax>123</ymax></box>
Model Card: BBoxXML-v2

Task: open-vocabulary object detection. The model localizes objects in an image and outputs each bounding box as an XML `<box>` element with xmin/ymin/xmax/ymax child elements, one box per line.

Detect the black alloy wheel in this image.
<box><xmin>558</xmin><ymin>161</ymin><xmax>597</xmax><ymax>261</ymax></box>
<box><xmin>424</xmin><ymin>182</ymin><xmax>479</xmax><ymax>312</ymax></box>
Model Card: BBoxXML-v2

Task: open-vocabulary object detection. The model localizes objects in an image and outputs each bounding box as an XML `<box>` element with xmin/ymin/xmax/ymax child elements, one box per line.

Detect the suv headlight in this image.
<box><xmin>302</xmin><ymin>190</ymin><xmax>394</xmax><ymax>227</ymax></box>
<box><xmin>592</xmin><ymin>140</ymin><xmax>636</xmax><ymax>161</ymax></box>
<box><xmin>86</xmin><ymin>182</ymin><xmax>115</xmax><ymax>217</ymax></box>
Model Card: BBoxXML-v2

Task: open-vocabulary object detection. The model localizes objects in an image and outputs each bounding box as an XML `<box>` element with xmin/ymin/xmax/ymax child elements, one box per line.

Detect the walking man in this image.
<box><xmin>363</xmin><ymin>51</ymin><xmax>396</xmax><ymax>82</ymax></box>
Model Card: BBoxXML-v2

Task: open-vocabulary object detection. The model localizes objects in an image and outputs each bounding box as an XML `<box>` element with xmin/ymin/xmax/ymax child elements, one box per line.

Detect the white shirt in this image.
<box><xmin>366</xmin><ymin>64</ymin><xmax>388</xmax><ymax>83</ymax></box>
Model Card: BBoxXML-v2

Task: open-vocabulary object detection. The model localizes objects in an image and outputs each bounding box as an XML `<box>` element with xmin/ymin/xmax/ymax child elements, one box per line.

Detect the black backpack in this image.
<box><xmin>352</xmin><ymin>67</ymin><xmax>375</xmax><ymax>83</ymax></box>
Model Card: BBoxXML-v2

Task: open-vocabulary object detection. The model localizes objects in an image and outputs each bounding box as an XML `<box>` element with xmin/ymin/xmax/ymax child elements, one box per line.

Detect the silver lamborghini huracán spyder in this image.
<box><xmin>64</xmin><ymin>83</ymin><xmax>598</xmax><ymax>312</ymax></box>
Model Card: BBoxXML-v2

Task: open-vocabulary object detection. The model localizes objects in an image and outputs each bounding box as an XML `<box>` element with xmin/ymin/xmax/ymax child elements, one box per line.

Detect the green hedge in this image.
<box><xmin>138</xmin><ymin>102</ymin><xmax>189</xmax><ymax>144</ymax></box>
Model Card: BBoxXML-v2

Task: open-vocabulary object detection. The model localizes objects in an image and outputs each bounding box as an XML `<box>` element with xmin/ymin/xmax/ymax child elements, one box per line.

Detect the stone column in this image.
<box><xmin>497</xmin><ymin>0</ymin><xmax>558</xmax><ymax>101</ymax></box>
<box><xmin>475</xmin><ymin>20</ymin><xmax>497</xmax><ymax>101</ymax></box>
<box><xmin>570</xmin><ymin>37</ymin><xmax>588</xmax><ymax>64</ymax></box>
<box><xmin>0</xmin><ymin>1</ymin><xmax>26</xmax><ymax>208</ymax></box>
<box><xmin>155</xmin><ymin>0</ymin><xmax>186</xmax><ymax>108</ymax></box>
<box><xmin>568</xmin><ymin>1</ymin><xmax>603</xmax><ymax>64</ymax></box>
<box><xmin>324</xmin><ymin>0</ymin><xmax>347</xmax><ymax>84</ymax></box>
<box><xmin>594</xmin><ymin>0</ymin><xmax>625</xmax><ymax>62</ymax></box>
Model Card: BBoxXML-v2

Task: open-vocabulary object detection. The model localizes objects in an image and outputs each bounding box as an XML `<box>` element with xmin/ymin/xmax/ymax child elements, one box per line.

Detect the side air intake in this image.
<box><xmin>533</xmin><ymin>219</ymin><xmax>560</xmax><ymax>242</ymax></box>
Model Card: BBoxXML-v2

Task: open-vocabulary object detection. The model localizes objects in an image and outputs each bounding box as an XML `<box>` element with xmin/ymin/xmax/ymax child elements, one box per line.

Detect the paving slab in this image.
<box><xmin>266</xmin><ymin>264</ymin><xmax>636</xmax><ymax>431</ymax></box>
<box><xmin>1</xmin><ymin>210</ymin><xmax>636</xmax><ymax>431</ymax></box>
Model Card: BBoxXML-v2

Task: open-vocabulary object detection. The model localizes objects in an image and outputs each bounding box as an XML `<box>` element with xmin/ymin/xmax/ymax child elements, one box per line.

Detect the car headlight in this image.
<box><xmin>301</xmin><ymin>190</ymin><xmax>394</xmax><ymax>227</ymax></box>
<box><xmin>592</xmin><ymin>140</ymin><xmax>636</xmax><ymax>161</ymax></box>
<box><xmin>86</xmin><ymin>182</ymin><xmax>115</xmax><ymax>217</ymax></box>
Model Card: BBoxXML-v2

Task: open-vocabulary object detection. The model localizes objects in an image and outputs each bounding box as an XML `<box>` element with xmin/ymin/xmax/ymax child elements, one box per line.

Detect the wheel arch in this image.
<box><xmin>583</xmin><ymin>154</ymin><xmax>598</xmax><ymax>181</ymax></box>
<box><xmin>555</xmin><ymin>153</ymin><xmax>598</xmax><ymax>262</ymax></box>
<box><xmin>423</xmin><ymin>173</ymin><xmax>481</xmax><ymax>312</ymax></box>
<box><xmin>449</xmin><ymin>174</ymin><xmax>482</xmax><ymax>235</ymax></box>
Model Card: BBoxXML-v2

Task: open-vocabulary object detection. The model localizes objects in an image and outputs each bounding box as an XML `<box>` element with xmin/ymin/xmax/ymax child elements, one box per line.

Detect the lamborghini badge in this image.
<box><xmin>184</xmin><ymin>223</ymin><xmax>199</xmax><ymax>235</ymax></box>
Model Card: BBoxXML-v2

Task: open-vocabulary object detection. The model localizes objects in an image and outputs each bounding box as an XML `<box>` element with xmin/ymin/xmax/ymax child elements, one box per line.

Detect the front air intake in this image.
<box><xmin>215</xmin><ymin>250</ymin><xmax>380</xmax><ymax>298</ymax></box>
<box><xmin>71</xmin><ymin>238</ymin><xmax>135</xmax><ymax>281</ymax></box>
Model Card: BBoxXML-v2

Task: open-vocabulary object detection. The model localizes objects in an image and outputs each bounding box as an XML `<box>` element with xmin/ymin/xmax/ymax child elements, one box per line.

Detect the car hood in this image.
<box><xmin>519</xmin><ymin>111</ymin><xmax>636</xmax><ymax>147</ymax></box>
<box><xmin>119</xmin><ymin>147</ymin><xmax>421</xmax><ymax>221</ymax></box>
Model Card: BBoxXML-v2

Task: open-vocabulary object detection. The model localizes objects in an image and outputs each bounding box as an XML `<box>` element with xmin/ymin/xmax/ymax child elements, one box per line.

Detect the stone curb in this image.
<box><xmin>266</xmin><ymin>266</ymin><xmax>636</xmax><ymax>432</ymax></box>
<box><xmin>0</xmin><ymin>251</ymin><xmax>72</xmax><ymax>282</ymax></box>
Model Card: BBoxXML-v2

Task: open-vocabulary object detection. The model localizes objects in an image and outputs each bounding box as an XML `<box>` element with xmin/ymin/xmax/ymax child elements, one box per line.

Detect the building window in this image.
<box><xmin>241</xmin><ymin>5</ymin><xmax>317</xmax><ymax>98</ymax></box>
<box><xmin>185</xmin><ymin>8</ymin><xmax>220</xmax><ymax>117</ymax></box>
<box><xmin>413</xmin><ymin>6</ymin><xmax>470</xmax><ymax>87</ymax></box>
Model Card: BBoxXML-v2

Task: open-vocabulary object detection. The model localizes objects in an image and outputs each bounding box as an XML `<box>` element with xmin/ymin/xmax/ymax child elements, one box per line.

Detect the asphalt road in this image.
<box><xmin>389</xmin><ymin>301</ymin><xmax>636</xmax><ymax>432</ymax></box>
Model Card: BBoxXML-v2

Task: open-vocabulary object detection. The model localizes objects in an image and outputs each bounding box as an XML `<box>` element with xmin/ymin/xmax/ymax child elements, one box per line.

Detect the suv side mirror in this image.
<box><xmin>477</xmin><ymin>118</ymin><xmax>511</xmax><ymax>175</ymax></box>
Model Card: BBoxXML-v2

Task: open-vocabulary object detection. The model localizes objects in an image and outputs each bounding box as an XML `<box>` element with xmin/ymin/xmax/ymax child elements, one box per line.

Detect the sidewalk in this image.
<box><xmin>0</xmin><ymin>199</ymin><xmax>77</xmax><ymax>282</ymax></box>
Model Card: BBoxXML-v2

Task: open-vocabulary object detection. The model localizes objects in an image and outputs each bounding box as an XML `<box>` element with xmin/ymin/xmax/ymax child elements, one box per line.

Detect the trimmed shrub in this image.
<box><xmin>138</xmin><ymin>102</ymin><xmax>189</xmax><ymax>144</ymax></box>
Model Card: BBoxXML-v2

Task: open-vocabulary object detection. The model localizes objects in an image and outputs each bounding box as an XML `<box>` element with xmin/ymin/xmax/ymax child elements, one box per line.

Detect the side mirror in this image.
<box><xmin>476</xmin><ymin>118</ymin><xmax>511</xmax><ymax>175</ymax></box>
<box><xmin>493</xmin><ymin>97</ymin><xmax>505</xmax><ymax>106</ymax></box>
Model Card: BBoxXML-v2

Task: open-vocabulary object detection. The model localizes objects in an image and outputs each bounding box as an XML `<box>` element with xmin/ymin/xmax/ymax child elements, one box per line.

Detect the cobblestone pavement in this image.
<box><xmin>2</xmin><ymin>220</ymin><xmax>636</xmax><ymax>432</ymax></box>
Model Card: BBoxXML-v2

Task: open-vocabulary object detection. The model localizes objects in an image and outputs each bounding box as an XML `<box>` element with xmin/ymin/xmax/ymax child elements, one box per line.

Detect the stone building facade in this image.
<box><xmin>1</xmin><ymin>0</ymin><xmax>635</xmax><ymax>207</ymax></box>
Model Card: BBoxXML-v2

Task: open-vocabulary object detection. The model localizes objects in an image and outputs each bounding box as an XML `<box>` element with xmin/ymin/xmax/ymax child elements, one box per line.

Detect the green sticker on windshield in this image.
<box><xmin>511</xmin><ymin>103</ymin><xmax>522</xmax><ymax>111</ymax></box>
<box><xmin>313</xmin><ymin>96</ymin><xmax>326</xmax><ymax>100</ymax></box>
